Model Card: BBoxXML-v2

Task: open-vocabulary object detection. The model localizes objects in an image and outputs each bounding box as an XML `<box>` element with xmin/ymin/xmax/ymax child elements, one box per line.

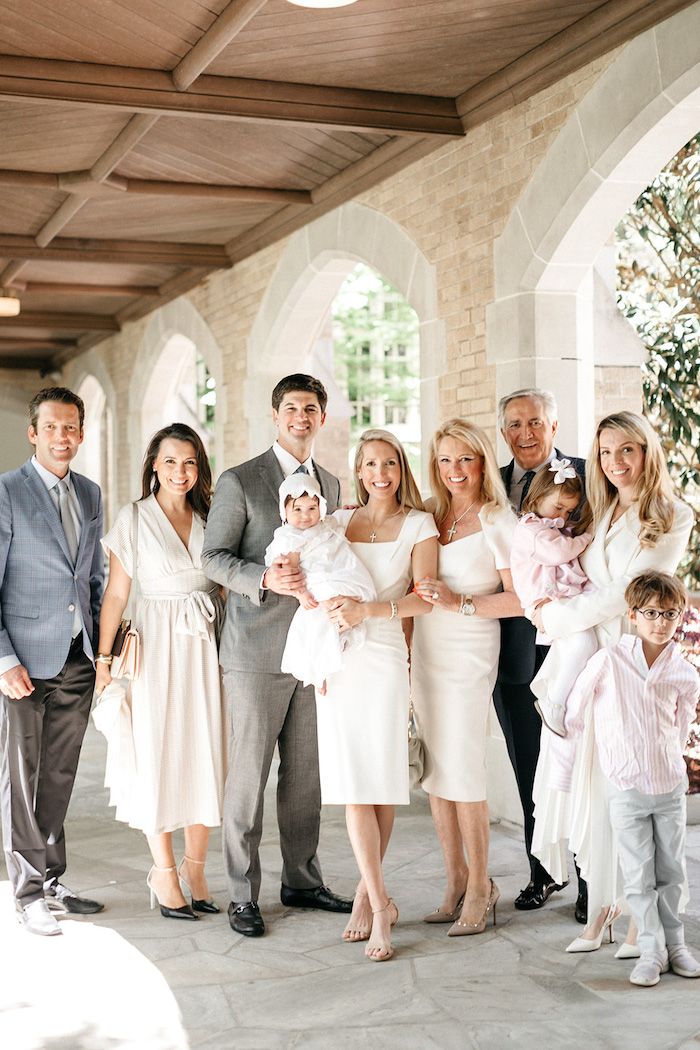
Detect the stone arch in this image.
<box><xmin>71</xmin><ymin>350</ymin><xmax>119</xmax><ymax>524</ymax></box>
<box><xmin>129</xmin><ymin>298</ymin><xmax>226</xmax><ymax>491</ymax></box>
<box><xmin>488</xmin><ymin>3</ymin><xmax>700</xmax><ymax>459</ymax></box>
<box><xmin>245</xmin><ymin>202</ymin><xmax>445</xmax><ymax>481</ymax></box>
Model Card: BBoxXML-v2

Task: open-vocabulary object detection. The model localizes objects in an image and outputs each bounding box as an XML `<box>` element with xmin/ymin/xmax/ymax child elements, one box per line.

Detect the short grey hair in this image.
<box><xmin>498</xmin><ymin>388</ymin><xmax>558</xmax><ymax>430</ymax></box>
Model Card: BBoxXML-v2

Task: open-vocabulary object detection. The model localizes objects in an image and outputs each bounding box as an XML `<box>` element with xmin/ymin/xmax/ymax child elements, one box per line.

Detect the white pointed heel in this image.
<box><xmin>566</xmin><ymin>904</ymin><xmax>620</xmax><ymax>953</ymax></box>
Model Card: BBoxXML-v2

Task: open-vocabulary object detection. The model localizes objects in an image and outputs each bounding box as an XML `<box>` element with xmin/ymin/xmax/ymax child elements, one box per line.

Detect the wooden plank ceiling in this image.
<box><xmin>0</xmin><ymin>0</ymin><xmax>694</xmax><ymax>369</ymax></box>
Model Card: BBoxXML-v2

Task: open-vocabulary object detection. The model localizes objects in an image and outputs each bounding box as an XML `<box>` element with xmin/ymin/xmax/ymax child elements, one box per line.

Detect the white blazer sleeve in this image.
<box><xmin>541</xmin><ymin>499</ymin><xmax>693</xmax><ymax>639</ymax></box>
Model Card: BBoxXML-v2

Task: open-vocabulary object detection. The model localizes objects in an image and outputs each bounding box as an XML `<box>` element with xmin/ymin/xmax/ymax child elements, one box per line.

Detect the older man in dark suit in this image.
<box><xmin>202</xmin><ymin>374</ymin><xmax>352</xmax><ymax>937</ymax></box>
<box><xmin>0</xmin><ymin>387</ymin><xmax>105</xmax><ymax>935</ymax></box>
<box><xmin>494</xmin><ymin>388</ymin><xmax>586</xmax><ymax>915</ymax></box>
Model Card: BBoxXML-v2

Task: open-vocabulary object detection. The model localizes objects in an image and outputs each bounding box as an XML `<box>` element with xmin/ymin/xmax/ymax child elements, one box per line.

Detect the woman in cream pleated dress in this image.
<box><xmin>318</xmin><ymin>429</ymin><xmax>438</xmax><ymax>962</ymax></box>
<box><xmin>532</xmin><ymin>412</ymin><xmax>693</xmax><ymax>952</ymax></box>
<box><xmin>412</xmin><ymin>420</ymin><xmax>520</xmax><ymax>936</ymax></box>
<box><xmin>95</xmin><ymin>423</ymin><xmax>225</xmax><ymax>921</ymax></box>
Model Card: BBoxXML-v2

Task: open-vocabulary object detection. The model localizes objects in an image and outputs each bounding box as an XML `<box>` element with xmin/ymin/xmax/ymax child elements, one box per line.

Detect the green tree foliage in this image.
<box><xmin>617</xmin><ymin>133</ymin><xmax>700</xmax><ymax>587</ymax></box>
<box><xmin>332</xmin><ymin>264</ymin><xmax>420</xmax><ymax>472</ymax></box>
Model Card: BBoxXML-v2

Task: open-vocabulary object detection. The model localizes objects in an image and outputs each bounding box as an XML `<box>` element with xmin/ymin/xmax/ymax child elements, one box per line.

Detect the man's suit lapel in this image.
<box><xmin>71</xmin><ymin>472</ymin><xmax>92</xmax><ymax>565</ymax></box>
<box><xmin>314</xmin><ymin>463</ymin><xmax>336</xmax><ymax>506</ymax></box>
<box><xmin>23</xmin><ymin>461</ymin><xmax>73</xmax><ymax>566</ymax></box>
<box><xmin>259</xmin><ymin>448</ymin><xmax>285</xmax><ymax>505</ymax></box>
<box><xmin>501</xmin><ymin>460</ymin><xmax>514</xmax><ymax>492</ymax></box>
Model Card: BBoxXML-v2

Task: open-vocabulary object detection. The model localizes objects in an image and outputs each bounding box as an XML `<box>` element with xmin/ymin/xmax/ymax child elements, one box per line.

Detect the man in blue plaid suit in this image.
<box><xmin>0</xmin><ymin>387</ymin><xmax>105</xmax><ymax>935</ymax></box>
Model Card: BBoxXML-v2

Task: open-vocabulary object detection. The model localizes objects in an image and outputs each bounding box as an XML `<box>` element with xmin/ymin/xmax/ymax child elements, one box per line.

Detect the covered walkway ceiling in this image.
<box><xmin>0</xmin><ymin>0</ymin><xmax>693</xmax><ymax>371</ymax></box>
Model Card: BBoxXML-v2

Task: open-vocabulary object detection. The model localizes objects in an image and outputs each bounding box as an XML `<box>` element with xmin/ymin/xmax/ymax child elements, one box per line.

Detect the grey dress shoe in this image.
<box><xmin>45</xmin><ymin>882</ymin><xmax>104</xmax><ymax>914</ymax></box>
<box><xmin>18</xmin><ymin>899</ymin><xmax>63</xmax><ymax>936</ymax></box>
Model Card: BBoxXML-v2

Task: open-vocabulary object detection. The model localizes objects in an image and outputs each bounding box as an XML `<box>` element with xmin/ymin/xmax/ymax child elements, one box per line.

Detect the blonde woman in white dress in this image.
<box><xmin>95</xmin><ymin>423</ymin><xmax>225</xmax><ymax>921</ymax></box>
<box><xmin>319</xmin><ymin>429</ymin><xmax>438</xmax><ymax>962</ymax></box>
<box><xmin>413</xmin><ymin>420</ymin><xmax>520</xmax><ymax>936</ymax></box>
<box><xmin>533</xmin><ymin>412</ymin><xmax>693</xmax><ymax>952</ymax></box>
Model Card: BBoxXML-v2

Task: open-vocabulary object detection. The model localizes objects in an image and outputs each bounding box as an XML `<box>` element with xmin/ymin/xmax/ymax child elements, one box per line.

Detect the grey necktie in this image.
<box><xmin>294</xmin><ymin>464</ymin><xmax>309</xmax><ymax>475</ymax></box>
<box><xmin>519</xmin><ymin>470</ymin><xmax>536</xmax><ymax>510</ymax></box>
<box><xmin>57</xmin><ymin>479</ymin><xmax>78</xmax><ymax>563</ymax></box>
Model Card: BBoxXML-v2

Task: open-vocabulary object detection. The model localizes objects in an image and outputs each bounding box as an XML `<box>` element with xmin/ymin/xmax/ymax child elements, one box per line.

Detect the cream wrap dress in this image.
<box><xmin>101</xmin><ymin>495</ymin><xmax>226</xmax><ymax>835</ymax></box>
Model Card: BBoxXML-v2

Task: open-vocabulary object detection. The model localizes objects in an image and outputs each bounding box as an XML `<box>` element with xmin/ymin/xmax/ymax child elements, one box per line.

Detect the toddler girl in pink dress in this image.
<box><xmin>510</xmin><ymin>459</ymin><xmax>597</xmax><ymax>736</ymax></box>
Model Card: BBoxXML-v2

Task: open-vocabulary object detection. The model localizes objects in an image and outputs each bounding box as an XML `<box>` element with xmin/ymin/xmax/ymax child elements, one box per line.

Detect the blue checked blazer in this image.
<box><xmin>0</xmin><ymin>459</ymin><xmax>105</xmax><ymax>680</ymax></box>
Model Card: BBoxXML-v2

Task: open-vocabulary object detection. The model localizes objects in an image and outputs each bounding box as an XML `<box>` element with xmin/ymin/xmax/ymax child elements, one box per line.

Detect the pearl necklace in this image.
<box><xmin>446</xmin><ymin>500</ymin><xmax>477</xmax><ymax>542</ymax></box>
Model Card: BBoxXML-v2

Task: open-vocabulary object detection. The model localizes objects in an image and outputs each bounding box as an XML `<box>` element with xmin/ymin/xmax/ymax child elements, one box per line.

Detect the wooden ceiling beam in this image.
<box><xmin>0</xmin><ymin>355</ymin><xmax>53</xmax><ymax>370</ymax></box>
<box><xmin>0</xmin><ymin>311</ymin><xmax>120</xmax><ymax>332</ymax></box>
<box><xmin>0</xmin><ymin>57</ymin><xmax>463</xmax><ymax>137</ymax></box>
<box><xmin>18</xmin><ymin>281</ymin><xmax>161</xmax><ymax>297</ymax></box>
<box><xmin>0</xmin><ymin>338</ymin><xmax>77</xmax><ymax>352</ymax></box>
<box><xmin>0</xmin><ymin>169</ymin><xmax>311</xmax><ymax>204</ymax></box>
<box><xmin>0</xmin><ymin>234</ymin><xmax>230</xmax><ymax>267</ymax></box>
<box><xmin>172</xmin><ymin>0</ymin><xmax>269</xmax><ymax>91</ymax></box>
<box><xmin>457</xmin><ymin>0</ymin><xmax>697</xmax><ymax>124</ymax></box>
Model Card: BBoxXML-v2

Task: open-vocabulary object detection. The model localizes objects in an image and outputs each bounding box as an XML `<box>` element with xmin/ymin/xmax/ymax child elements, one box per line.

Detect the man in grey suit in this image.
<box><xmin>494</xmin><ymin>387</ymin><xmax>587</xmax><ymax>916</ymax></box>
<box><xmin>202</xmin><ymin>374</ymin><xmax>352</xmax><ymax>937</ymax></box>
<box><xmin>0</xmin><ymin>387</ymin><xmax>105</xmax><ymax>935</ymax></box>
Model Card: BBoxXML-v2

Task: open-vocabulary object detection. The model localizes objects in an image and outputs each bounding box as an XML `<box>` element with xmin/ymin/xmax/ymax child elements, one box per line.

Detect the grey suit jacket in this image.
<box><xmin>0</xmin><ymin>459</ymin><xmax>105</xmax><ymax>680</ymax></box>
<box><xmin>201</xmin><ymin>448</ymin><xmax>341</xmax><ymax>674</ymax></box>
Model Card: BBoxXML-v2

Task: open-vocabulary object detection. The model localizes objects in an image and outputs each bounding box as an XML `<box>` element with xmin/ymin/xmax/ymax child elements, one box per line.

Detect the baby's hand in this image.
<box><xmin>298</xmin><ymin>590</ymin><xmax>318</xmax><ymax>610</ymax></box>
<box><xmin>317</xmin><ymin>680</ymin><xmax>327</xmax><ymax>696</ymax></box>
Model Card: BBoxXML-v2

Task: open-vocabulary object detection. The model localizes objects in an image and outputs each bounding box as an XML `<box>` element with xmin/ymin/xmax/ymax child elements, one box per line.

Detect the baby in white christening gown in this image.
<box><xmin>265</xmin><ymin>474</ymin><xmax>376</xmax><ymax>691</ymax></box>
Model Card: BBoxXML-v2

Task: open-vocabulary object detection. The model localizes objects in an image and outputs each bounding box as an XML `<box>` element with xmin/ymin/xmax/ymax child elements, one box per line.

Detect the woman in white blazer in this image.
<box><xmin>532</xmin><ymin>411</ymin><xmax>693</xmax><ymax>950</ymax></box>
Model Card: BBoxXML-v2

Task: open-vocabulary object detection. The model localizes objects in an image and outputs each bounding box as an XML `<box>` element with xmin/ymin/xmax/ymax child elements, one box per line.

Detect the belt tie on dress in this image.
<box><xmin>175</xmin><ymin>590</ymin><xmax>217</xmax><ymax>640</ymax></box>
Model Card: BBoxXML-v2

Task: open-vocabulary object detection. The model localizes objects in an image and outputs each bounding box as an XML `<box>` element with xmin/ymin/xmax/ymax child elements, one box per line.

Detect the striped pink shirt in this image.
<box><xmin>565</xmin><ymin>634</ymin><xmax>699</xmax><ymax>794</ymax></box>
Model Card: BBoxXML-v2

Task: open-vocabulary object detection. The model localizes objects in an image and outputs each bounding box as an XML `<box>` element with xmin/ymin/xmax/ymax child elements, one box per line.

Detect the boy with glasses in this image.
<box><xmin>565</xmin><ymin>570</ymin><xmax>699</xmax><ymax>986</ymax></box>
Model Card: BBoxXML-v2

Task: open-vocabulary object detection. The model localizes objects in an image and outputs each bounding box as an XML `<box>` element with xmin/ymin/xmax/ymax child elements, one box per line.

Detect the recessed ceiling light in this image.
<box><xmin>0</xmin><ymin>289</ymin><xmax>20</xmax><ymax>317</ymax></box>
<box><xmin>286</xmin><ymin>0</ymin><xmax>359</xmax><ymax>8</ymax></box>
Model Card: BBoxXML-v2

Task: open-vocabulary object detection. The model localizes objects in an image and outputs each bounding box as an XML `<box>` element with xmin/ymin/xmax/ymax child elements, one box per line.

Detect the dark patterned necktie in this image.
<box><xmin>519</xmin><ymin>470</ymin><xmax>536</xmax><ymax>510</ymax></box>
<box><xmin>294</xmin><ymin>464</ymin><xmax>309</xmax><ymax>475</ymax></box>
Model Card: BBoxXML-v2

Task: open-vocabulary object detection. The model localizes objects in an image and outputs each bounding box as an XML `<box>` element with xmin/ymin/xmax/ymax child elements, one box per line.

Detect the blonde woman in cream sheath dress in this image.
<box><xmin>317</xmin><ymin>428</ymin><xmax>437</xmax><ymax>963</ymax></box>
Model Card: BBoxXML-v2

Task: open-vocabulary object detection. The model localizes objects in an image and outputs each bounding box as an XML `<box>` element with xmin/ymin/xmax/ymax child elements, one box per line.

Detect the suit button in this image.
<box><xmin>68</xmin><ymin>603</ymin><xmax>75</xmax><ymax>612</ymax></box>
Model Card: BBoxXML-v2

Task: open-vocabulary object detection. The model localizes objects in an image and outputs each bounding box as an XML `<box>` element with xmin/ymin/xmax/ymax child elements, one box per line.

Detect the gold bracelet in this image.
<box><xmin>389</xmin><ymin>600</ymin><xmax>398</xmax><ymax>620</ymax></box>
<box><xmin>95</xmin><ymin>653</ymin><xmax>113</xmax><ymax>665</ymax></box>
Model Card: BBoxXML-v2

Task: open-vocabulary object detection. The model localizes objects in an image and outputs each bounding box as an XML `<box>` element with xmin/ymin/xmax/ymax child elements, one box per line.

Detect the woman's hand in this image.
<box><xmin>414</xmin><ymin>577</ymin><xmax>459</xmax><ymax>613</ymax></box>
<box><xmin>322</xmin><ymin>595</ymin><xmax>366</xmax><ymax>631</ymax></box>
<box><xmin>95</xmin><ymin>662</ymin><xmax>113</xmax><ymax>696</ymax></box>
<box><xmin>531</xmin><ymin>597</ymin><xmax>552</xmax><ymax>632</ymax></box>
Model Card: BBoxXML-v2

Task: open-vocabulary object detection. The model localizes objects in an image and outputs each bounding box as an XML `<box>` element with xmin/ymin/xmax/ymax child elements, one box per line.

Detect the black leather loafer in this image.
<box><xmin>574</xmin><ymin>891</ymin><xmax>588</xmax><ymax>924</ymax></box>
<box><xmin>514</xmin><ymin>879</ymin><xmax>569</xmax><ymax>911</ymax></box>
<box><xmin>280</xmin><ymin>884</ymin><xmax>353</xmax><ymax>913</ymax></box>
<box><xmin>229</xmin><ymin>900</ymin><xmax>265</xmax><ymax>937</ymax></box>
<box><xmin>44</xmin><ymin>882</ymin><xmax>104</xmax><ymax>915</ymax></box>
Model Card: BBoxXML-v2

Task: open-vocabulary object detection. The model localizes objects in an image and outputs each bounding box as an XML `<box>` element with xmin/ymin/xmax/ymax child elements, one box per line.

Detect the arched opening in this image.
<box><xmin>72</xmin><ymin>373</ymin><xmax>115</xmax><ymax>525</ymax></box>
<box><xmin>140</xmin><ymin>334</ymin><xmax>217</xmax><ymax>471</ymax></box>
<box><xmin>129</xmin><ymin>299</ymin><xmax>225</xmax><ymax>496</ymax></box>
<box><xmin>488</xmin><ymin>3</ymin><xmax>700</xmax><ymax>461</ymax></box>
<box><xmin>332</xmin><ymin>263</ymin><xmax>421</xmax><ymax>493</ymax></box>
<box><xmin>246</xmin><ymin>202</ymin><xmax>444</xmax><ymax>495</ymax></box>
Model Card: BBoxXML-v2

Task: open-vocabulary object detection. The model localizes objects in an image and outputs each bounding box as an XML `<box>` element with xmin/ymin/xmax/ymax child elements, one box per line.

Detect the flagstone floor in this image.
<box><xmin>2</xmin><ymin>725</ymin><xmax>700</xmax><ymax>1050</ymax></box>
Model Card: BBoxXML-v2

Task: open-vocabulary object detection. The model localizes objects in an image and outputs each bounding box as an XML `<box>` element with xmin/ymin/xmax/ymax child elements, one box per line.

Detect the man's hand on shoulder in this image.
<box><xmin>262</xmin><ymin>555</ymin><xmax>306</xmax><ymax>597</ymax></box>
<box><xmin>0</xmin><ymin>665</ymin><xmax>34</xmax><ymax>699</ymax></box>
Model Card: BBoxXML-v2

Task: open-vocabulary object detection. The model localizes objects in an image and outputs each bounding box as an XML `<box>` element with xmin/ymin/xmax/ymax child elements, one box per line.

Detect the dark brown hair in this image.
<box><xmin>271</xmin><ymin>374</ymin><xmax>328</xmax><ymax>413</ymax></box>
<box><xmin>140</xmin><ymin>423</ymin><xmax>212</xmax><ymax>520</ymax></box>
<box><xmin>29</xmin><ymin>387</ymin><xmax>85</xmax><ymax>430</ymax></box>
<box><xmin>625</xmin><ymin>570</ymin><xmax>687</xmax><ymax>612</ymax></box>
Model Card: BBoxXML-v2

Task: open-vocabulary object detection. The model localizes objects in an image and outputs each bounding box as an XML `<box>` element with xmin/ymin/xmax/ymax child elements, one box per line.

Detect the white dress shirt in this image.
<box><xmin>272</xmin><ymin>441</ymin><xmax>316</xmax><ymax>479</ymax></box>
<box><xmin>565</xmin><ymin>634</ymin><xmax>698</xmax><ymax>794</ymax></box>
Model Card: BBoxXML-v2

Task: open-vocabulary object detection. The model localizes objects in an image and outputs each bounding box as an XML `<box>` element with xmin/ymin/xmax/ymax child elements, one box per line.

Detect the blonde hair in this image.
<box><xmin>353</xmin><ymin>429</ymin><xmax>424</xmax><ymax>511</ymax></box>
<box><xmin>428</xmin><ymin>419</ymin><xmax>509</xmax><ymax>525</ymax></box>
<box><xmin>586</xmin><ymin>412</ymin><xmax>677</xmax><ymax>548</ymax></box>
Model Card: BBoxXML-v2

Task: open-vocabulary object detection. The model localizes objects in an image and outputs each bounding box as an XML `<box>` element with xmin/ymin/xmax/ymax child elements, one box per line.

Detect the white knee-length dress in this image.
<box><xmin>101</xmin><ymin>495</ymin><xmax>226</xmax><ymax>835</ymax></box>
<box><xmin>411</xmin><ymin>506</ymin><xmax>516</xmax><ymax>802</ymax></box>
<box><xmin>316</xmin><ymin>508</ymin><xmax>438</xmax><ymax>805</ymax></box>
